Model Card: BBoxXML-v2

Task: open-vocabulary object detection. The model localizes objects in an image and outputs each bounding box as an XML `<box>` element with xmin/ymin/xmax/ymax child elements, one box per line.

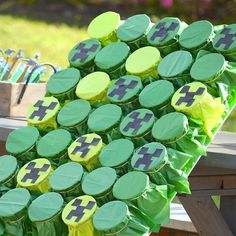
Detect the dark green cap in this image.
<box><xmin>213</xmin><ymin>24</ymin><xmax>236</xmax><ymax>54</ymax></box>
<box><xmin>57</xmin><ymin>99</ymin><xmax>91</xmax><ymax>127</ymax></box>
<box><xmin>158</xmin><ymin>50</ymin><xmax>193</xmax><ymax>78</ymax></box>
<box><xmin>152</xmin><ymin>112</ymin><xmax>189</xmax><ymax>143</ymax></box>
<box><xmin>107</xmin><ymin>75</ymin><xmax>143</xmax><ymax>104</ymax></box>
<box><xmin>49</xmin><ymin>162</ymin><xmax>84</xmax><ymax>192</ymax></box>
<box><xmin>93</xmin><ymin>201</ymin><xmax>128</xmax><ymax>233</ymax></box>
<box><xmin>179</xmin><ymin>20</ymin><xmax>214</xmax><ymax>49</ymax></box>
<box><xmin>113</xmin><ymin>171</ymin><xmax>149</xmax><ymax>200</ymax></box>
<box><xmin>139</xmin><ymin>80</ymin><xmax>174</xmax><ymax>109</ymax></box>
<box><xmin>0</xmin><ymin>155</ymin><xmax>18</xmax><ymax>184</ymax></box>
<box><xmin>68</xmin><ymin>38</ymin><xmax>102</xmax><ymax>68</ymax></box>
<box><xmin>82</xmin><ymin>167</ymin><xmax>117</xmax><ymax>196</ymax></box>
<box><xmin>95</xmin><ymin>42</ymin><xmax>130</xmax><ymax>72</ymax></box>
<box><xmin>190</xmin><ymin>53</ymin><xmax>226</xmax><ymax>82</ymax></box>
<box><xmin>0</xmin><ymin>188</ymin><xmax>31</xmax><ymax>218</ymax></box>
<box><xmin>119</xmin><ymin>109</ymin><xmax>155</xmax><ymax>137</ymax></box>
<box><xmin>99</xmin><ymin>139</ymin><xmax>134</xmax><ymax>167</ymax></box>
<box><xmin>88</xmin><ymin>104</ymin><xmax>122</xmax><ymax>133</ymax></box>
<box><xmin>147</xmin><ymin>17</ymin><xmax>182</xmax><ymax>46</ymax></box>
<box><xmin>117</xmin><ymin>14</ymin><xmax>151</xmax><ymax>42</ymax></box>
<box><xmin>28</xmin><ymin>192</ymin><xmax>64</xmax><ymax>222</ymax></box>
<box><xmin>6</xmin><ymin>126</ymin><xmax>40</xmax><ymax>155</ymax></box>
<box><xmin>131</xmin><ymin>142</ymin><xmax>167</xmax><ymax>172</ymax></box>
<box><xmin>37</xmin><ymin>129</ymin><xmax>72</xmax><ymax>158</ymax></box>
<box><xmin>47</xmin><ymin>68</ymin><xmax>81</xmax><ymax>95</ymax></box>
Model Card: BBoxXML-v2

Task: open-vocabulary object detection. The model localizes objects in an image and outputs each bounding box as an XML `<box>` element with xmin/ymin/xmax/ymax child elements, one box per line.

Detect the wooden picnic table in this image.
<box><xmin>0</xmin><ymin>117</ymin><xmax>236</xmax><ymax>236</ymax></box>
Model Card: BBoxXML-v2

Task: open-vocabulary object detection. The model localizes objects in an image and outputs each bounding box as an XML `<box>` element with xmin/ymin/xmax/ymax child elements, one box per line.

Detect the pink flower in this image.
<box><xmin>160</xmin><ymin>0</ymin><xmax>173</xmax><ymax>8</ymax></box>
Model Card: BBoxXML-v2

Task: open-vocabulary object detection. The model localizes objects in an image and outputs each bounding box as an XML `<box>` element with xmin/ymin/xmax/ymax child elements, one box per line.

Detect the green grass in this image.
<box><xmin>0</xmin><ymin>15</ymin><xmax>88</xmax><ymax>68</ymax></box>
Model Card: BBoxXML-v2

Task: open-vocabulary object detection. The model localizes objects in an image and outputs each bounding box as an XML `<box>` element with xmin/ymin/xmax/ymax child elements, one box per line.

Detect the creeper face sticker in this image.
<box><xmin>62</xmin><ymin>196</ymin><xmax>97</xmax><ymax>226</ymax></box>
<box><xmin>68</xmin><ymin>39</ymin><xmax>101</xmax><ymax>67</ymax></box>
<box><xmin>107</xmin><ymin>75</ymin><xmax>142</xmax><ymax>103</ymax></box>
<box><xmin>171</xmin><ymin>82</ymin><xmax>207</xmax><ymax>110</ymax></box>
<box><xmin>213</xmin><ymin>25</ymin><xmax>236</xmax><ymax>51</ymax></box>
<box><xmin>27</xmin><ymin>97</ymin><xmax>60</xmax><ymax>124</ymax></box>
<box><xmin>68</xmin><ymin>134</ymin><xmax>103</xmax><ymax>163</ymax></box>
<box><xmin>147</xmin><ymin>18</ymin><xmax>180</xmax><ymax>45</ymax></box>
<box><xmin>17</xmin><ymin>158</ymin><xmax>51</xmax><ymax>187</ymax></box>
<box><xmin>131</xmin><ymin>142</ymin><xmax>166</xmax><ymax>171</ymax></box>
<box><xmin>120</xmin><ymin>109</ymin><xmax>155</xmax><ymax>137</ymax></box>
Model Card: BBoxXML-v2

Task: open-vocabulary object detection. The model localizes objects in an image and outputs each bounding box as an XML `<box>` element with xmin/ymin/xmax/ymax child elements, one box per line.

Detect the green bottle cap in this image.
<box><xmin>117</xmin><ymin>14</ymin><xmax>151</xmax><ymax>42</ymax></box>
<box><xmin>119</xmin><ymin>108</ymin><xmax>155</xmax><ymax>137</ymax></box>
<box><xmin>152</xmin><ymin>112</ymin><xmax>189</xmax><ymax>143</ymax></box>
<box><xmin>28</xmin><ymin>192</ymin><xmax>64</xmax><ymax>222</ymax></box>
<box><xmin>158</xmin><ymin>50</ymin><xmax>193</xmax><ymax>78</ymax></box>
<box><xmin>0</xmin><ymin>155</ymin><xmax>18</xmax><ymax>184</ymax></box>
<box><xmin>147</xmin><ymin>17</ymin><xmax>182</xmax><ymax>46</ymax></box>
<box><xmin>190</xmin><ymin>53</ymin><xmax>226</xmax><ymax>82</ymax></box>
<box><xmin>82</xmin><ymin>167</ymin><xmax>117</xmax><ymax>196</ymax></box>
<box><xmin>6</xmin><ymin>126</ymin><xmax>40</xmax><ymax>155</ymax></box>
<box><xmin>68</xmin><ymin>38</ymin><xmax>102</xmax><ymax>68</ymax></box>
<box><xmin>93</xmin><ymin>201</ymin><xmax>128</xmax><ymax>232</ymax></box>
<box><xmin>131</xmin><ymin>142</ymin><xmax>167</xmax><ymax>172</ymax></box>
<box><xmin>179</xmin><ymin>20</ymin><xmax>214</xmax><ymax>49</ymax></box>
<box><xmin>213</xmin><ymin>24</ymin><xmax>236</xmax><ymax>54</ymax></box>
<box><xmin>57</xmin><ymin>99</ymin><xmax>91</xmax><ymax>127</ymax></box>
<box><xmin>139</xmin><ymin>80</ymin><xmax>174</xmax><ymax>109</ymax></box>
<box><xmin>113</xmin><ymin>171</ymin><xmax>148</xmax><ymax>200</ymax></box>
<box><xmin>88</xmin><ymin>104</ymin><xmax>122</xmax><ymax>133</ymax></box>
<box><xmin>88</xmin><ymin>11</ymin><xmax>120</xmax><ymax>40</ymax></box>
<box><xmin>27</xmin><ymin>97</ymin><xmax>60</xmax><ymax>125</ymax></box>
<box><xmin>95</xmin><ymin>42</ymin><xmax>130</xmax><ymax>72</ymax></box>
<box><xmin>47</xmin><ymin>68</ymin><xmax>81</xmax><ymax>95</ymax></box>
<box><xmin>99</xmin><ymin>139</ymin><xmax>134</xmax><ymax>167</ymax></box>
<box><xmin>107</xmin><ymin>75</ymin><xmax>143</xmax><ymax>104</ymax></box>
<box><xmin>125</xmin><ymin>46</ymin><xmax>161</xmax><ymax>77</ymax></box>
<box><xmin>37</xmin><ymin>129</ymin><xmax>72</xmax><ymax>159</ymax></box>
<box><xmin>49</xmin><ymin>162</ymin><xmax>84</xmax><ymax>192</ymax></box>
<box><xmin>0</xmin><ymin>188</ymin><xmax>31</xmax><ymax>218</ymax></box>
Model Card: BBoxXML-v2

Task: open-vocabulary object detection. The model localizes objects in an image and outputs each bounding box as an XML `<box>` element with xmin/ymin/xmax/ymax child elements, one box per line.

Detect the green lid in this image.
<box><xmin>27</xmin><ymin>97</ymin><xmax>60</xmax><ymax>125</ymax></box>
<box><xmin>99</xmin><ymin>139</ymin><xmax>134</xmax><ymax>167</ymax></box>
<box><xmin>47</xmin><ymin>68</ymin><xmax>81</xmax><ymax>95</ymax></box>
<box><xmin>117</xmin><ymin>14</ymin><xmax>151</xmax><ymax>42</ymax></box>
<box><xmin>6</xmin><ymin>126</ymin><xmax>40</xmax><ymax>155</ymax></box>
<box><xmin>107</xmin><ymin>75</ymin><xmax>143</xmax><ymax>104</ymax></box>
<box><xmin>0</xmin><ymin>155</ymin><xmax>18</xmax><ymax>183</ymax></box>
<box><xmin>82</xmin><ymin>167</ymin><xmax>117</xmax><ymax>196</ymax></box>
<box><xmin>37</xmin><ymin>129</ymin><xmax>72</xmax><ymax>158</ymax></box>
<box><xmin>49</xmin><ymin>162</ymin><xmax>84</xmax><ymax>192</ymax></box>
<box><xmin>113</xmin><ymin>171</ymin><xmax>148</xmax><ymax>200</ymax></box>
<box><xmin>179</xmin><ymin>20</ymin><xmax>214</xmax><ymax>49</ymax></box>
<box><xmin>147</xmin><ymin>17</ymin><xmax>182</xmax><ymax>46</ymax></box>
<box><xmin>68</xmin><ymin>38</ymin><xmax>102</xmax><ymax>68</ymax></box>
<box><xmin>190</xmin><ymin>53</ymin><xmax>226</xmax><ymax>82</ymax></box>
<box><xmin>88</xmin><ymin>11</ymin><xmax>120</xmax><ymax>40</ymax></box>
<box><xmin>0</xmin><ymin>188</ymin><xmax>31</xmax><ymax>217</ymax></box>
<box><xmin>152</xmin><ymin>112</ymin><xmax>189</xmax><ymax>143</ymax></box>
<box><xmin>95</xmin><ymin>42</ymin><xmax>130</xmax><ymax>71</ymax></box>
<box><xmin>213</xmin><ymin>24</ymin><xmax>236</xmax><ymax>54</ymax></box>
<box><xmin>125</xmin><ymin>46</ymin><xmax>161</xmax><ymax>76</ymax></box>
<box><xmin>28</xmin><ymin>192</ymin><xmax>64</xmax><ymax>222</ymax></box>
<box><xmin>119</xmin><ymin>108</ymin><xmax>155</xmax><ymax>137</ymax></box>
<box><xmin>158</xmin><ymin>50</ymin><xmax>193</xmax><ymax>78</ymax></box>
<box><xmin>131</xmin><ymin>142</ymin><xmax>167</xmax><ymax>171</ymax></box>
<box><xmin>139</xmin><ymin>80</ymin><xmax>174</xmax><ymax>109</ymax></box>
<box><xmin>57</xmin><ymin>99</ymin><xmax>91</xmax><ymax>127</ymax></box>
<box><xmin>93</xmin><ymin>201</ymin><xmax>128</xmax><ymax>232</ymax></box>
<box><xmin>88</xmin><ymin>104</ymin><xmax>122</xmax><ymax>133</ymax></box>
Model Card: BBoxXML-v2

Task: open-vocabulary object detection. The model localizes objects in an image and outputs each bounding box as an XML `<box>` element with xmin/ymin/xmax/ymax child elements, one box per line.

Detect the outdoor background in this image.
<box><xmin>0</xmin><ymin>0</ymin><xmax>235</xmax><ymax>130</ymax></box>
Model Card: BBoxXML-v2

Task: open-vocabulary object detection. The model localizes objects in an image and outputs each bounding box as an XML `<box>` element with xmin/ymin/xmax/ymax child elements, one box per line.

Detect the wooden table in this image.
<box><xmin>0</xmin><ymin>117</ymin><xmax>236</xmax><ymax>235</ymax></box>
